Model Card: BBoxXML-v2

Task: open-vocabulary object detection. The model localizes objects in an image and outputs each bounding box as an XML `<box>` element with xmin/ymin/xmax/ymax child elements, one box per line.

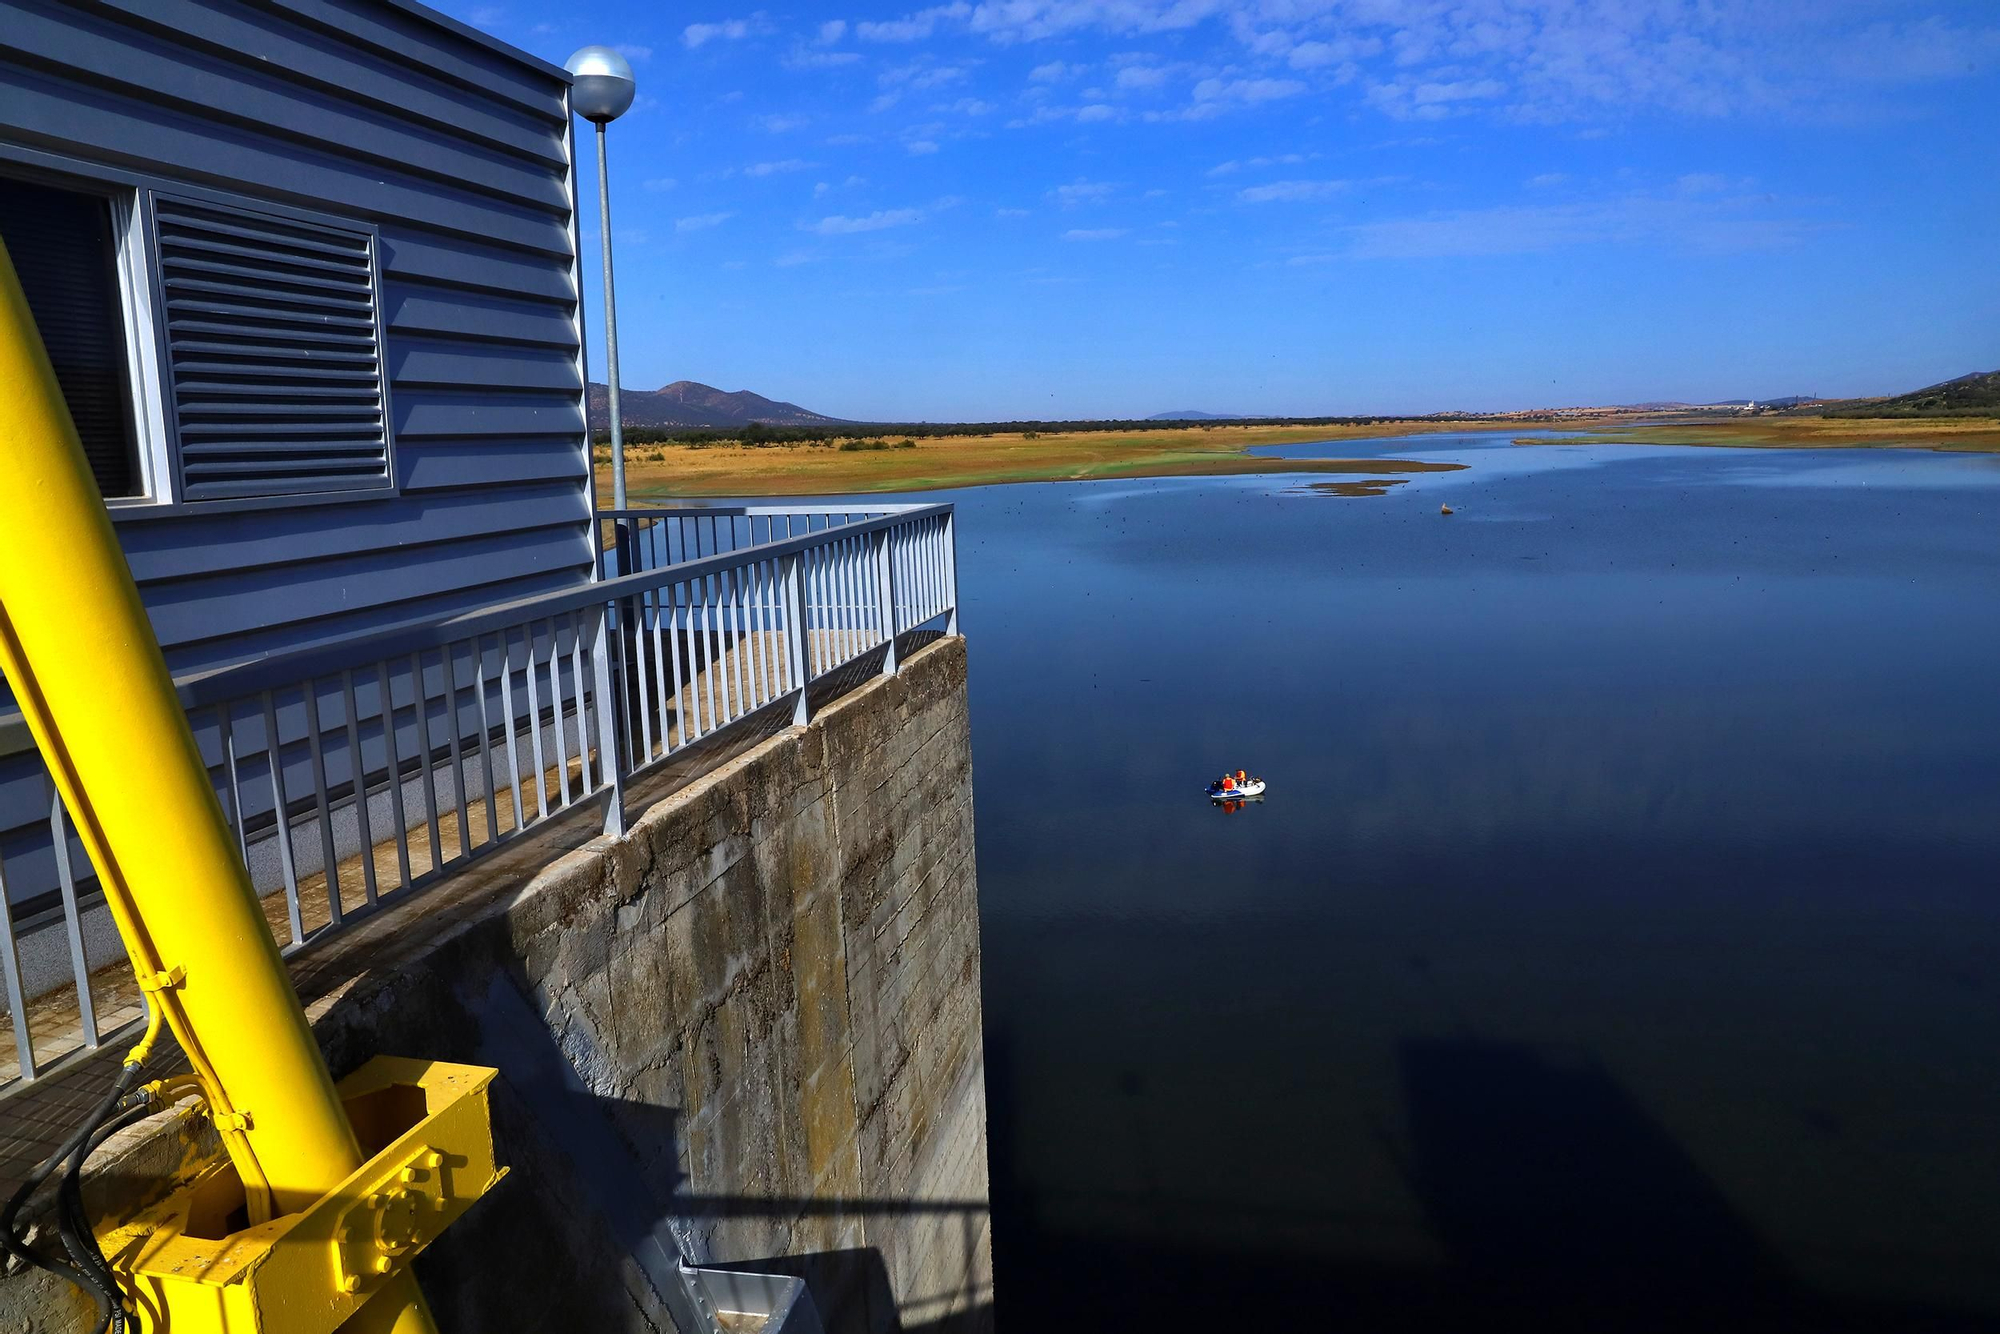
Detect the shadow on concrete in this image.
<box><xmin>985</xmin><ymin>1028</ymin><xmax>2000</xmax><ymax>1334</ymax></box>
<box><xmin>442</xmin><ymin>967</ymin><xmax>990</xmax><ymax>1334</ymax></box>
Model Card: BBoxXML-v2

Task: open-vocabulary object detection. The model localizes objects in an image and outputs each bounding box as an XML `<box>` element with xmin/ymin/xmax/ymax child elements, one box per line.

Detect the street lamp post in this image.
<box><xmin>565</xmin><ymin>46</ymin><xmax>637</xmax><ymax>562</ymax></box>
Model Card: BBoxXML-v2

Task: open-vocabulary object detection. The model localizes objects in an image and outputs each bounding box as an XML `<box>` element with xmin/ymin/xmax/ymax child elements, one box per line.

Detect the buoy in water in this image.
<box><xmin>1440</xmin><ymin>503</ymin><xmax>1454</xmax><ymax>515</ymax></box>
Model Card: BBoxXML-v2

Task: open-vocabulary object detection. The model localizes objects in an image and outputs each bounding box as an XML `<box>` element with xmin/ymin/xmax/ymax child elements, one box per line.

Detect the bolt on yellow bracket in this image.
<box><xmin>101</xmin><ymin>1059</ymin><xmax>508</xmax><ymax>1334</ymax></box>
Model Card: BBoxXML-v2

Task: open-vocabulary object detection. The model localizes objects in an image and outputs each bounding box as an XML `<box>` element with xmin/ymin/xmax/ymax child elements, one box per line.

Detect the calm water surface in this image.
<box><xmin>934</xmin><ymin>432</ymin><xmax>2000</xmax><ymax>1330</ymax></box>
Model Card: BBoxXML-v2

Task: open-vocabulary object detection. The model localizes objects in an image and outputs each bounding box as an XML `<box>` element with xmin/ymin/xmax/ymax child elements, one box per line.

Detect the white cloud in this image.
<box><xmin>1288</xmin><ymin>37</ymin><xmax>1377</xmax><ymax>71</ymax></box>
<box><xmin>810</xmin><ymin>208</ymin><xmax>925</xmax><ymax>235</ymax></box>
<box><xmin>786</xmin><ymin>48</ymin><xmax>862</xmax><ymax>68</ymax></box>
<box><xmin>1211</xmin><ymin>153</ymin><xmax>1314</xmax><ymax>177</ymax></box>
<box><xmin>683</xmin><ymin>18</ymin><xmax>753</xmax><ymax>49</ymax></box>
<box><xmin>1527</xmin><ymin>172</ymin><xmax>1569</xmax><ymax>189</ymax></box>
<box><xmin>907</xmin><ymin>140</ymin><xmax>941</xmax><ymax>154</ymax></box>
<box><xmin>1676</xmin><ymin>172</ymin><xmax>1733</xmax><ymax>195</ymax></box>
<box><xmin>1063</xmin><ymin>228</ymin><xmax>1129</xmax><ymax>241</ymax></box>
<box><xmin>1193</xmin><ymin>76</ymin><xmax>1307</xmax><ymax>106</ymax></box>
<box><xmin>824</xmin><ymin>1</ymin><xmax>2000</xmax><ymax>130</ymax></box>
<box><xmin>1049</xmin><ymin>179</ymin><xmax>1115</xmax><ymax>206</ymax></box>
<box><xmin>857</xmin><ymin>2</ymin><xmax>969</xmax><ymax>42</ymax></box>
<box><xmin>643</xmin><ymin>177</ymin><xmax>679</xmax><ymax>192</ymax></box>
<box><xmin>1345</xmin><ymin>192</ymin><xmax>1823</xmax><ymax>260</ymax></box>
<box><xmin>744</xmin><ymin>159</ymin><xmax>811</xmax><ymax>176</ymax></box>
<box><xmin>615</xmin><ymin>44</ymin><xmax>654</xmax><ymax>62</ymax></box>
<box><xmin>1076</xmin><ymin>103</ymin><xmax>1118</xmax><ymax>122</ymax></box>
<box><xmin>1368</xmin><ymin>78</ymin><xmax>1483</xmax><ymax>121</ymax></box>
<box><xmin>676</xmin><ymin>211</ymin><xmax>733</xmax><ymax>232</ymax></box>
<box><xmin>1115</xmin><ymin>66</ymin><xmax>1168</xmax><ymax>91</ymax></box>
<box><xmin>872</xmin><ymin>63</ymin><xmax>965</xmax><ymax>113</ymax></box>
<box><xmin>817</xmin><ymin>19</ymin><xmax>847</xmax><ymax>44</ymax></box>
<box><xmin>1237</xmin><ymin>179</ymin><xmax>1349</xmax><ymax>204</ymax></box>
<box><xmin>755</xmin><ymin>113</ymin><xmax>810</xmax><ymax>132</ymax></box>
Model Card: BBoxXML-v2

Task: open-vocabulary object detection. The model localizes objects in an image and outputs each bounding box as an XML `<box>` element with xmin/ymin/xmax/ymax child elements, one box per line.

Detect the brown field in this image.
<box><xmin>603</xmin><ymin>419</ymin><xmax>1510</xmax><ymax>501</ymax></box>
<box><xmin>598</xmin><ymin>413</ymin><xmax>2000</xmax><ymax>502</ymax></box>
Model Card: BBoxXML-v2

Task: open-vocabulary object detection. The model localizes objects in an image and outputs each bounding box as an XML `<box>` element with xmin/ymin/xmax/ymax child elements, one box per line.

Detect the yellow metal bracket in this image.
<box><xmin>103</xmin><ymin>1057</ymin><xmax>507</xmax><ymax>1334</ymax></box>
<box><xmin>136</xmin><ymin>965</ymin><xmax>187</xmax><ymax>994</ymax></box>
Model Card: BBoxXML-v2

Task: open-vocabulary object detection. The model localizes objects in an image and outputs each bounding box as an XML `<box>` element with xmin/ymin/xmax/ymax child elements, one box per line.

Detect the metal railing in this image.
<box><xmin>0</xmin><ymin>503</ymin><xmax>957</xmax><ymax>1092</ymax></box>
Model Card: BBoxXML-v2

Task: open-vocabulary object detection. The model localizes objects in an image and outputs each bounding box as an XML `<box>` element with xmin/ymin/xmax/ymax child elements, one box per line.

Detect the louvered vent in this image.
<box><xmin>154</xmin><ymin>195</ymin><xmax>390</xmax><ymax>501</ymax></box>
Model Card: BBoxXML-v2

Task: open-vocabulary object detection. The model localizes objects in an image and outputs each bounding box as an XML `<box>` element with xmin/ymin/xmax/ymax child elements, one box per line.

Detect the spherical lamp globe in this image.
<box><xmin>565</xmin><ymin>46</ymin><xmax>636</xmax><ymax>124</ymax></box>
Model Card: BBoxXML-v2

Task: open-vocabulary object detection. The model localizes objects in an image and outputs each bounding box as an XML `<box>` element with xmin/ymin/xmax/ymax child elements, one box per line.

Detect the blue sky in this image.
<box><xmin>445</xmin><ymin>0</ymin><xmax>2000</xmax><ymax>421</ymax></box>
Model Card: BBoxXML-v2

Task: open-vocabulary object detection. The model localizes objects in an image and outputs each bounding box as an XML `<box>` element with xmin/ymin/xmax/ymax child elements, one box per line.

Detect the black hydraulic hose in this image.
<box><xmin>55</xmin><ymin>1064</ymin><xmax>141</xmax><ymax>1332</ymax></box>
<box><xmin>1</xmin><ymin>1079</ymin><xmax>125</xmax><ymax>1310</ymax></box>
<box><xmin>59</xmin><ymin>1092</ymin><xmax>157</xmax><ymax>1334</ymax></box>
<box><xmin>1</xmin><ymin>1062</ymin><xmax>145</xmax><ymax>1334</ymax></box>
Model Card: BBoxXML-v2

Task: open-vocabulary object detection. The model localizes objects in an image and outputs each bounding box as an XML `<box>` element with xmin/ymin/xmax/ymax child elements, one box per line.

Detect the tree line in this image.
<box><xmin>588</xmin><ymin>413</ymin><xmax>1531</xmax><ymax>448</ymax></box>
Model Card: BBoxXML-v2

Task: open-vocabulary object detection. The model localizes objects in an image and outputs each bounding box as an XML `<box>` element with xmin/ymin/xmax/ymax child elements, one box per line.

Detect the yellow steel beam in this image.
<box><xmin>0</xmin><ymin>240</ymin><xmax>437</xmax><ymax>1332</ymax></box>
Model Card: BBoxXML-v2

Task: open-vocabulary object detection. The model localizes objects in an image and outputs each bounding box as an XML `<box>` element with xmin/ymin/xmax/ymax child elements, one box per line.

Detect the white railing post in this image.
<box><xmin>873</xmin><ymin>525</ymin><xmax>899</xmax><ymax>677</ymax></box>
<box><xmin>781</xmin><ymin>552</ymin><xmax>810</xmax><ymax>726</ymax></box>
<box><xmin>587</xmin><ymin>602</ymin><xmax>626</xmax><ymax>837</ymax></box>
<box><xmin>942</xmin><ymin>510</ymin><xmax>960</xmax><ymax>636</ymax></box>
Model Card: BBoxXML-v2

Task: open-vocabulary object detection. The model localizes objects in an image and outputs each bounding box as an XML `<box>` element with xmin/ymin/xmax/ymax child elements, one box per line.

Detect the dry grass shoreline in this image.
<box><xmin>601</xmin><ymin>415</ymin><xmax>1999</xmax><ymax>501</ymax></box>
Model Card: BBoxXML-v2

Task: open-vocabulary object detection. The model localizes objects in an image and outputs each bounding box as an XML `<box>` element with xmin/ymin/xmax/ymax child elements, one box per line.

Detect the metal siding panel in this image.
<box><xmin>392</xmin><ymin>390</ymin><xmax>584</xmax><ymax>439</ymax></box>
<box><xmin>381</xmin><ymin>282</ymin><xmax>578</xmax><ymax>346</ymax></box>
<box><xmin>400</xmin><ymin>441</ymin><xmax>590</xmax><ymax>493</ymax></box>
<box><xmin>388</xmin><ymin>342</ymin><xmax>582</xmax><ymax>392</ymax></box>
<box><xmin>1</xmin><ymin>2</ymin><xmax>570</xmax><ymax>209</ymax></box>
<box><xmin>258</xmin><ymin>0</ymin><xmax>570</xmax><ymax>116</ymax></box>
<box><xmin>159</xmin><ymin>562</ymin><xmax>595</xmax><ymax>678</ymax></box>
<box><xmin>145</xmin><ymin>526</ymin><xmax>591</xmax><ymax>650</ymax></box>
<box><xmin>377</xmin><ymin>232</ymin><xmax>575</xmax><ymax>304</ymax></box>
<box><xmin>0</xmin><ymin>0</ymin><xmax>590</xmax><ymax>686</ymax></box>
<box><xmin>117</xmin><ymin>481</ymin><xmax>589</xmax><ymax>585</ymax></box>
<box><xmin>95</xmin><ymin>0</ymin><xmax>568</xmax><ymax>165</ymax></box>
<box><xmin>0</xmin><ymin>63</ymin><xmax>574</xmax><ymax>256</ymax></box>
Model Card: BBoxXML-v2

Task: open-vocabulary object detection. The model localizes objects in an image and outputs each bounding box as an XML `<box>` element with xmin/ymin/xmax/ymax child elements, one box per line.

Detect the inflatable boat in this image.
<box><xmin>1206</xmin><ymin>777</ymin><xmax>1266</xmax><ymax>799</ymax></box>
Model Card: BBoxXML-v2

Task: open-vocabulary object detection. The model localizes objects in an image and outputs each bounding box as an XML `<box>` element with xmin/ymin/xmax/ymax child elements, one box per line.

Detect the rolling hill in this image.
<box><xmin>1829</xmin><ymin>369</ymin><xmax>2000</xmax><ymax>418</ymax></box>
<box><xmin>587</xmin><ymin>380</ymin><xmax>848</xmax><ymax>431</ymax></box>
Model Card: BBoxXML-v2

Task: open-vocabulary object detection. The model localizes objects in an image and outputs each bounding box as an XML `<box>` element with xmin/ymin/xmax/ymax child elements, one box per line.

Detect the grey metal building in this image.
<box><xmin>0</xmin><ymin>0</ymin><xmax>594</xmax><ymax>676</ymax></box>
<box><xmin>0</xmin><ymin>1</ymin><xmax>592</xmax><ymax>962</ymax></box>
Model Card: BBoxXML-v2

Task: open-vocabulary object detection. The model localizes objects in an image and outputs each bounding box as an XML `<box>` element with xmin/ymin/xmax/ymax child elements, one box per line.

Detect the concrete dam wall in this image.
<box><xmin>2</xmin><ymin>637</ymin><xmax>990</xmax><ymax>1333</ymax></box>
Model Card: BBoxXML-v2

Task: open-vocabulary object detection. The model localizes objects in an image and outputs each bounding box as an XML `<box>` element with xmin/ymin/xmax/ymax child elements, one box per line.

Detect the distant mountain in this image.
<box><xmin>587</xmin><ymin>380</ymin><xmax>849</xmax><ymax>431</ymax></box>
<box><xmin>1147</xmin><ymin>410</ymin><xmax>1257</xmax><ymax>421</ymax></box>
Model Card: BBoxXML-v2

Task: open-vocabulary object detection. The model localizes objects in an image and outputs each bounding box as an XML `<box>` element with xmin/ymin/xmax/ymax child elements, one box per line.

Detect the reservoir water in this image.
<box><xmin>945</xmin><ymin>432</ymin><xmax>2000</xmax><ymax>1330</ymax></box>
